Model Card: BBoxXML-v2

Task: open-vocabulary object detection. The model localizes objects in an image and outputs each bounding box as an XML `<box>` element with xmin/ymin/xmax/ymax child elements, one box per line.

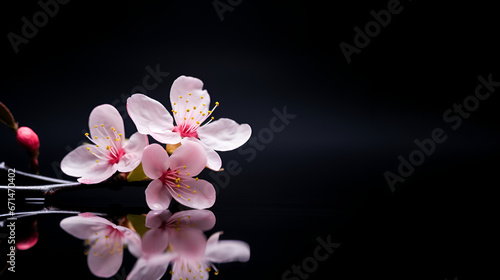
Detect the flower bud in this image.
<box><xmin>16</xmin><ymin>126</ymin><xmax>40</xmax><ymax>155</ymax></box>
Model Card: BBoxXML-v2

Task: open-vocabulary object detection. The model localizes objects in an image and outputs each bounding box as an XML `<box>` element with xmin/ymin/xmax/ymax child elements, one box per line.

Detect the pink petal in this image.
<box><xmin>88</xmin><ymin>104</ymin><xmax>125</xmax><ymax>143</ymax></box>
<box><xmin>141</xmin><ymin>228</ymin><xmax>169</xmax><ymax>257</ymax></box>
<box><xmin>87</xmin><ymin>237</ymin><xmax>123</xmax><ymax>278</ymax></box>
<box><xmin>127</xmin><ymin>94</ymin><xmax>179</xmax><ymax>143</ymax></box>
<box><xmin>170</xmin><ymin>140</ymin><xmax>207</xmax><ymax>176</ymax></box>
<box><xmin>77</xmin><ymin>163</ymin><xmax>117</xmax><ymax>184</ymax></box>
<box><xmin>61</xmin><ymin>144</ymin><xmax>100</xmax><ymax>177</ymax></box>
<box><xmin>169</xmin><ymin>76</ymin><xmax>210</xmax><ymax>125</ymax></box>
<box><xmin>168</xmin><ymin>226</ymin><xmax>207</xmax><ymax>259</ymax></box>
<box><xmin>115</xmin><ymin>153</ymin><xmax>141</xmax><ymax>173</ymax></box>
<box><xmin>198</xmin><ymin>140</ymin><xmax>222</xmax><ymax>171</ymax></box>
<box><xmin>145</xmin><ymin>209</ymin><xmax>173</xmax><ymax>229</ymax></box>
<box><xmin>169</xmin><ymin>210</ymin><xmax>216</xmax><ymax>231</ymax></box>
<box><xmin>168</xmin><ymin>178</ymin><xmax>216</xmax><ymax>209</ymax></box>
<box><xmin>127</xmin><ymin>253</ymin><xmax>176</xmax><ymax>280</ymax></box>
<box><xmin>145</xmin><ymin>179</ymin><xmax>172</xmax><ymax>210</ymax></box>
<box><xmin>141</xmin><ymin>144</ymin><xmax>170</xmax><ymax>180</ymax></box>
<box><xmin>149</xmin><ymin>130</ymin><xmax>182</xmax><ymax>145</ymax></box>
<box><xmin>197</xmin><ymin>118</ymin><xmax>252</xmax><ymax>151</ymax></box>
<box><xmin>205</xmin><ymin>232</ymin><xmax>250</xmax><ymax>263</ymax></box>
<box><xmin>118</xmin><ymin>225</ymin><xmax>143</xmax><ymax>258</ymax></box>
<box><xmin>171</xmin><ymin>259</ymin><xmax>209</xmax><ymax>280</ymax></box>
<box><xmin>59</xmin><ymin>214</ymin><xmax>110</xmax><ymax>240</ymax></box>
<box><xmin>123</xmin><ymin>132</ymin><xmax>149</xmax><ymax>154</ymax></box>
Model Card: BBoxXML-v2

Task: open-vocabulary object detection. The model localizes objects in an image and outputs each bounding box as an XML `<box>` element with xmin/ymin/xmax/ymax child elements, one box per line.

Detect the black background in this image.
<box><xmin>1</xmin><ymin>0</ymin><xmax>499</xmax><ymax>279</ymax></box>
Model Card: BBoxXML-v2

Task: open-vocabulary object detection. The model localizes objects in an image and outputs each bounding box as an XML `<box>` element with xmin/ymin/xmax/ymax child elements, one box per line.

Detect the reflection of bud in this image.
<box><xmin>16</xmin><ymin>126</ymin><xmax>40</xmax><ymax>155</ymax></box>
<box><xmin>16</xmin><ymin>219</ymin><xmax>39</xmax><ymax>250</ymax></box>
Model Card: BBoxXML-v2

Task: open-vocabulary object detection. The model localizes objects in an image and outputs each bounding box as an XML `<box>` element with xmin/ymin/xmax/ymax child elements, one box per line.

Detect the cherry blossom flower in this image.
<box><xmin>170</xmin><ymin>231</ymin><xmax>250</xmax><ymax>280</ymax></box>
<box><xmin>61</xmin><ymin>104</ymin><xmax>148</xmax><ymax>184</ymax></box>
<box><xmin>127</xmin><ymin>227</ymin><xmax>177</xmax><ymax>280</ymax></box>
<box><xmin>60</xmin><ymin>213</ymin><xmax>142</xmax><ymax>278</ymax></box>
<box><xmin>127</xmin><ymin>75</ymin><xmax>251</xmax><ymax>170</ymax></box>
<box><xmin>142</xmin><ymin>141</ymin><xmax>216</xmax><ymax>210</ymax></box>
<box><xmin>127</xmin><ymin>209</ymin><xmax>215</xmax><ymax>280</ymax></box>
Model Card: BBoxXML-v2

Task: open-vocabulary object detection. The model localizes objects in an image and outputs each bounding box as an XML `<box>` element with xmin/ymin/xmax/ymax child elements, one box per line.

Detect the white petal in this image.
<box><xmin>205</xmin><ymin>236</ymin><xmax>250</xmax><ymax>263</ymax></box>
<box><xmin>169</xmin><ymin>76</ymin><xmax>210</xmax><ymax>125</ymax></box>
<box><xmin>197</xmin><ymin>118</ymin><xmax>251</xmax><ymax>151</ymax></box>
<box><xmin>197</xmin><ymin>140</ymin><xmax>222</xmax><ymax>171</ymax></box>
<box><xmin>88</xmin><ymin>104</ymin><xmax>125</xmax><ymax>142</ymax></box>
<box><xmin>61</xmin><ymin>144</ymin><xmax>99</xmax><ymax>177</ymax></box>
<box><xmin>127</xmin><ymin>94</ymin><xmax>174</xmax><ymax>136</ymax></box>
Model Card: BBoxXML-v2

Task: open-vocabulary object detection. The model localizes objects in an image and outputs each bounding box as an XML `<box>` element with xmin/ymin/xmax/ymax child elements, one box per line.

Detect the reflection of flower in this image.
<box><xmin>146</xmin><ymin>209</ymin><xmax>216</xmax><ymax>257</ymax></box>
<box><xmin>170</xmin><ymin>231</ymin><xmax>250</xmax><ymax>280</ymax></box>
<box><xmin>127</xmin><ymin>228</ymin><xmax>177</xmax><ymax>280</ymax></box>
<box><xmin>61</xmin><ymin>104</ymin><xmax>148</xmax><ymax>184</ymax></box>
<box><xmin>127</xmin><ymin>209</ymin><xmax>215</xmax><ymax>280</ymax></box>
<box><xmin>142</xmin><ymin>141</ymin><xmax>216</xmax><ymax>210</ymax></box>
<box><xmin>60</xmin><ymin>213</ymin><xmax>142</xmax><ymax>278</ymax></box>
<box><xmin>127</xmin><ymin>75</ymin><xmax>252</xmax><ymax>170</ymax></box>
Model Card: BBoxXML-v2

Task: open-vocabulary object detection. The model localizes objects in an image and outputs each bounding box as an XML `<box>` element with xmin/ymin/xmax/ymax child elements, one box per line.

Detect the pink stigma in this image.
<box><xmin>173</xmin><ymin>125</ymin><xmax>198</xmax><ymax>138</ymax></box>
<box><xmin>108</xmin><ymin>148</ymin><xmax>125</xmax><ymax>165</ymax></box>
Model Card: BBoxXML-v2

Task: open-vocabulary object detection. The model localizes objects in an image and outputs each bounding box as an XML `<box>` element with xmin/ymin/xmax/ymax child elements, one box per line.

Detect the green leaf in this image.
<box><xmin>126</xmin><ymin>214</ymin><xmax>149</xmax><ymax>237</ymax></box>
<box><xmin>0</xmin><ymin>102</ymin><xmax>17</xmax><ymax>131</ymax></box>
<box><xmin>127</xmin><ymin>162</ymin><xmax>149</xmax><ymax>182</ymax></box>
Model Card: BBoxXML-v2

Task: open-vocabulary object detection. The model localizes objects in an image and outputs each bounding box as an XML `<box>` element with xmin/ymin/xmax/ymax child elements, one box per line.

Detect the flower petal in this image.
<box><xmin>142</xmin><ymin>227</ymin><xmax>169</xmax><ymax>257</ymax></box>
<box><xmin>77</xmin><ymin>163</ymin><xmax>117</xmax><ymax>184</ymax></box>
<box><xmin>123</xmin><ymin>132</ymin><xmax>149</xmax><ymax>154</ymax></box>
<box><xmin>87</xmin><ymin>237</ymin><xmax>123</xmax><ymax>278</ymax></box>
<box><xmin>127</xmin><ymin>253</ymin><xmax>177</xmax><ymax>280</ymax></box>
<box><xmin>141</xmin><ymin>144</ymin><xmax>170</xmax><ymax>180</ymax></box>
<box><xmin>61</xmin><ymin>144</ymin><xmax>99</xmax><ymax>177</ymax></box>
<box><xmin>59</xmin><ymin>213</ymin><xmax>111</xmax><ymax>240</ymax></box>
<box><xmin>168</xmin><ymin>226</ymin><xmax>207</xmax><ymax>258</ymax></box>
<box><xmin>116</xmin><ymin>131</ymin><xmax>148</xmax><ymax>172</ymax></box>
<box><xmin>115</xmin><ymin>153</ymin><xmax>141</xmax><ymax>173</ymax></box>
<box><xmin>169</xmin><ymin>210</ymin><xmax>216</xmax><ymax>231</ymax></box>
<box><xmin>149</xmin><ymin>130</ymin><xmax>182</xmax><ymax>145</ymax></box>
<box><xmin>171</xmin><ymin>260</ymin><xmax>209</xmax><ymax>280</ymax></box>
<box><xmin>169</xmin><ymin>178</ymin><xmax>216</xmax><ymax>209</ymax></box>
<box><xmin>145</xmin><ymin>209</ymin><xmax>173</xmax><ymax>229</ymax></box>
<box><xmin>197</xmin><ymin>118</ymin><xmax>252</xmax><ymax>151</ymax></box>
<box><xmin>170</xmin><ymin>76</ymin><xmax>210</xmax><ymax>125</ymax></box>
<box><xmin>89</xmin><ymin>104</ymin><xmax>125</xmax><ymax>142</ymax></box>
<box><xmin>127</xmin><ymin>93</ymin><xmax>174</xmax><ymax>132</ymax></box>
<box><xmin>145</xmin><ymin>179</ymin><xmax>172</xmax><ymax>210</ymax></box>
<box><xmin>205</xmin><ymin>232</ymin><xmax>250</xmax><ymax>263</ymax></box>
<box><xmin>118</xmin><ymin>225</ymin><xmax>143</xmax><ymax>258</ymax></box>
<box><xmin>170</xmin><ymin>140</ymin><xmax>207</xmax><ymax>176</ymax></box>
<box><xmin>198</xmin><ymin>140</ymin><xmax>222</xmax><ymax>171</ymax></box>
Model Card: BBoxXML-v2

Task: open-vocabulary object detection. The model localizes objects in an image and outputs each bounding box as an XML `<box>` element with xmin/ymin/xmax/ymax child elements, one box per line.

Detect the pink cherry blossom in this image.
<box><xmin>127</xmin><ymin>75</ymin><xmax>252</xmax><ymax>170</ymax></box>
<box><xmin>146</xmin><ymin>209</ymin><xmax>216</xmax><ymax>257</ymax></box>
<box><xmin>59</xmin><ymin>213</ymin><xmax>142</xmax><ymax>278</ymax></box>
<box><xmin>61</xmin><ymin>104</ymin><xmax>148</xmax><ymax>184</ymax></box>
<box><xmin>127</xmin><ymin>209</ymin><xmax>215</xmax><ymax>280</ymax></box>
<box><xmin>127</xmin><ymin>227</ymin><xmax>177</xmax><ymax>280</ymax></box>
<box><xmin>170</xmin><ymin>231</ymin><xmax>250</xmax><ymax>280</ymax></box>
<box><xmin>142</xmin><ymin>141</ymin><xmax>216</xmax><ymax>210</ymax></box>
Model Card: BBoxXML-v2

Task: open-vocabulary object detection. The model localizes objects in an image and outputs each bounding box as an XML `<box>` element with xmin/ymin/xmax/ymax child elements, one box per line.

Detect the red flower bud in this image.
<box><xmin>16</xmin><ymin>126</ymin><xmax>40</xmax><ymax>155</ymax></box>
